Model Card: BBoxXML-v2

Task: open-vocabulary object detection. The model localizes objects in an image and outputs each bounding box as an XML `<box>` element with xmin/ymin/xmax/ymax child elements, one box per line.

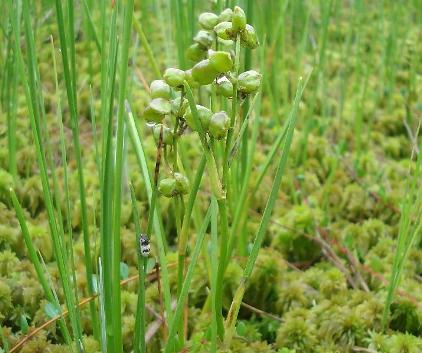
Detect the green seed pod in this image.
<box><xmin>153</xmin><ymin>124</ymin><xmax>174</xmax><ymax>145</ymax></box>
<box><xmin>214</xmin><ymin>21</ymin><xmax>235</xmax><ymax>40</ymax></box>
<box><xmin>238</xmin><ymin>70</ymin><xmax>262</xmax><ymax>94</ymax></box>
<box><xmin>215</xmin><ymin>77</ymin><xmax>233</xmax><ymax>98</ymax></box>
<box><xmin>171</xmin><ymin>96</ymin><xmax>189</xmax><ymax>117</ymax></box>
<box><xmin>240</xmin><ymin>24</ymin><xmax>259</xmax><ymax>49</ymax></box>
<box><xmin>218</xmin><ymin>8</ymin><xmax>233</xmax><ymax>22</ymax></box>
<box><xmin>158</xmin><ymin>178</ymin><xmax>177</xmax><ymax>198</ymax></box>
<box><xmin>174</xmin><ymin>172</ymin><xmax>189</xmax><ymax>195</ymax></box>
<box><xmin>198</xmin><ymin>12</ymin><xmax>219</xmax><ymax>30</ymax></box>
<box><xmin>186</xmin><ymin>43</ymin><xmax>207</xmax><ymax>63</ymax></box>
<box><xmin>208</xmin><ymin>111</ymin><xmax>230</xmax><ymax>139</ymax></box>
<box><xmin>184</xmin><ymin>104</ymin><xmax>213</xmax><ymax>131</ymax></box>
<box><xmin>149</xmin><ymin>97</ymin><xmax>171</xmax><ymax>115</ymax></box>
<box><xmin>209</xmin><ymin>50</ymin><xmax>233</xmax><ymax>73</ymax></box>
<box><xmin>193</xmin><ymin>30</ymin><xmax>215</xmax><ymax>49</ymax></box>
<box><xmin>217</xmin><ymin>38</ymin><xmax>234</xmax><ymax>47</ymax></box>
<box><xmin>232</xmin><ymin>6</ymin><xmax>246</xmax><ymax>32</ymax></box>
<box><xmin>150</xmin><ymin>80</ymin><xmax>172</xmax><ymax>99</ymax></box>
<box><xmin>163</xmin><ymin>68</ymin><xmax>185</xmax><ymax>88</ymax></box>
<box><xmin>184</xmin><ymin>69</ymin><xmax>200</xmax><ymax>88</ymax></box>
<box><xmin>143</xmin><ymin>105</ymin><xmax>164</xmax><ymax>123</ymax></box>
<box><xmin>192</xmin><ymin>59</ymin><xmax>219</xmax><ymax>85</ymax></box>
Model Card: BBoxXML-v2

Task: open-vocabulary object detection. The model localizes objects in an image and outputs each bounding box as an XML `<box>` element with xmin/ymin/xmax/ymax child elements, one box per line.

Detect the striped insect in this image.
<box><xmin>139</xmin><ymin>234</ymin><xmax>151</xmax><ymax>257</ymax></box>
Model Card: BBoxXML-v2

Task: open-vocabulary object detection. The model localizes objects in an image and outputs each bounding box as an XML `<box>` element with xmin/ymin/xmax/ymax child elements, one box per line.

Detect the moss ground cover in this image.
<box><xmin>0</xmin><ymin>1</ymin><xmax>422</xmax><ymax>352</ymax></box>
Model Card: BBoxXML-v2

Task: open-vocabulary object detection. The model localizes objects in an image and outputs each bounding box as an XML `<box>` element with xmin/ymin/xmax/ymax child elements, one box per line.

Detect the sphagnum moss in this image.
<box><xmin>2</xmin><ymin>1</ymin><xmax>422</xmax><ymax>353</ymax></box>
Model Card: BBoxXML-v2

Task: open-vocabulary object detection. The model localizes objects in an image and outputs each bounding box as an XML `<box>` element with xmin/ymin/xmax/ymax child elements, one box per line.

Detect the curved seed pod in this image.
<box><xmin>184</xmin><ymin>69</ymin><xmax>200</xmax><ymax>89</ymax></box>
<box><xmin>153</xmin><ymin>124</ymin><xmax>174</xmax><ymax>145</ymax></box>
<box><xmin>150</xmin><ymin>98</ymin><xmax>172</xmax><ymax>115</ymax></box>
<box><xmin>158</xmin><ymin>178</ymin><xmax>177</xmax><ymax>197</ymax></box>
<box><xmin>150</xmin><ymin>80</ymin><xmax>172</xmax><ymax>99</ymax></box>
<box><xmin>186</xmin><ymin>43</ymin><xmax>207</xmax><ymax>63</ymax></box>
<box><xmin>217</xmin><ymin>37</ymin><xmax>234</xmax><ymax>47</ymax></box>
<box><xmin>194</xmin><ymin>30</ymin><xmax>215</xmax><ymax>49</ymax></box>
<box><xmin>214</xmin><ymin>21</ymin><xmax>235</xmax><ymax>40</ymax></box>
<box><xmin>184</xmin><ymin>104</ymin><xmax>213</xmax><ymax>131</ymax></box>
<box><xmin>238</xmin><ymin>70</ymin><xmax>262</xmax><ymax>94</ymax></box>
<box><xmin>198</xmin><ymin>12</ymin><xmax>219</xmax><ymax>30</ymax></box>
<box><xmin>143</xmin><ymin>105</ymin><xmax>164</xmax><ymax>123</ymax></box>
<box><xmin>192</xmin><ymin>59</ymin><xmax>219</xmax><ymax>85</ymax></box>
<box><xmin>240</xmin><ymin>24</ymin><xmax>259</xmax><ymax>49</ymax></box>
<box><xmin>209</xmin><ymin>50</ymin><xmax>233</xmax><ymax>73</ymax></box>
<box><xmin>171</xmin><ymin>96</ymin><xmax>189</xmax><ymax>117</ymax></box>
<box><xmin>163</xmin><ymin>68</ymin><xmax>185</xmax><ymax>88</ymax></box>
<box><xmin>174</xmin><ymin>172</ymin><xmax>190</xmax><ymax>195</ymax></box>
<box><xmin>218</xmin><ymin>8</ymin><xmax>233</xmax><ymax>22</ymax></box>
<box><xmin>215</xmin><ymin>77</ymin><xmax>233</xmax><ymax>98</ymax></box>
<box><xmin>208</xmin><ymin>111</ymin><xmax>230</xmax><ymax>140</ymax></box>
<box><xmin>232</xmin><ymin>6</ymin><xmax>246</xmax><ymax>32</ymax></box>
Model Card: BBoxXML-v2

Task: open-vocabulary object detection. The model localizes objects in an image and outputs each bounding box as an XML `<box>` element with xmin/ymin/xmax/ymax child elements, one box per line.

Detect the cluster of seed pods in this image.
<box><xmin>143</xmin><ymin>6</ymin><xmax>261</xmax><ymax>198</ymax></box>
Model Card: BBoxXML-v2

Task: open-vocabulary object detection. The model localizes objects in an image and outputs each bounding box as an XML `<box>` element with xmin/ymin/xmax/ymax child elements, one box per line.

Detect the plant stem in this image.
<box><xmin>10</xmin><ymin>189</ymin><xmax>72</xmax><ymax>346</ymax></box>
<box><xmin>111</xmin><ymin>1</ymin><xmax>134</xmax><ymax>351</ymax></box>
<box><xmin>133</xmin><ymin>16</ymin><xmax>161</xmax><ymax>78</ymax></box>
<box><xmin>164</xmin><ymin>207</ymin><xmax>212</xmax><ymax>353</ymax></box>
<box><xmin>125</xmin><ymin>101</ymin><xmax>173</xmax><ymax>327</ymax></box>
<box><xmin>130</xmin><ymin>185</ymin><xmax>147</xmax><ymax>353</ymax></box>
<box><xmin>223</xmin><ymin>75</ymin><xmax>309</xmax><ymax>346</ymax></box>
<box><xmin>53</xmin><ymin>0</ymin><xmax>99</xmax><ymax>339</ymax></box>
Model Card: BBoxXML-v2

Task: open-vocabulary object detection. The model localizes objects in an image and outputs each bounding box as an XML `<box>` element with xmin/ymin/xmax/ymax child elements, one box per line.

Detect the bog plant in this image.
<box><xmin>139</xmin><ymin>6</ymin><xmax>307</xmax><ymax>352</ymax></box>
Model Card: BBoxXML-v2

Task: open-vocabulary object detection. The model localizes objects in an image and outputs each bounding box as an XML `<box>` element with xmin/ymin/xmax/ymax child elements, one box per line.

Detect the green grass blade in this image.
<box><xmin>125</xmin><ymin>101</ymin><xmax>173</xmax><ymax>325</ymax></box>
<box><xmin>130</xmin><ymin>184</ymin><xmax>148</xmax><ymax>353</ymax></box>
<box><xmin>210</xmin><ymin>197</ymin><xmax>219</xmax><ymax>353</ymax></box>
<box><xmin>133</xmin><ymin>16</ymin><xmax>161</xmax><ymax>78</ymax></box>
<box><xmin>164</xmin><ymin>206</ymin><xmax>212</xmax><ymax>353</ymax></box>
<box><xmin>53</xmin><ymin>0</ymin><xmax>99</xmax><ymax>338</ymax></box>
<box><xmin>14</xmin><ymin>0</ymin><xmax>84</xmax><ymax>348</ymax></box>
<box><xmin>223</xmin><ymin>73</ymin><xmax>310</xmax><ymax>346</ymax></box>
<box><xmin>111</xmin><ymin>1</ymin><xmax>135</xmax><ymax>351</ymax></box>
<box><xmin>10</xmin><ymin>189</ymin><xmax>72</xmax><ymax>346</ymax></box>
<box><xmin>81</xmin><ymin>0</ymin><xmax>101</xmax><ymax>53</ymax></box>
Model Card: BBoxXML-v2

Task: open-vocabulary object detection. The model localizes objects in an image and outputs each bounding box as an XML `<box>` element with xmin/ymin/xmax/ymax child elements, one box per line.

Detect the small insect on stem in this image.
<box><xmin>139</xmin><ymin>234</ymin><xmax>151</xmax><ymax>257</ymax></box>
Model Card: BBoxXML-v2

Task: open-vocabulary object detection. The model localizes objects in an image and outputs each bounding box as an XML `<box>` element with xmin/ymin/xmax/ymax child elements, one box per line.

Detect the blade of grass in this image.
<box><xmin>111</xmin><ymin>1</ymin><xmax>135</xmax><ymax>351</ymax></box>
<box><xmin>164</xmin><ymin>206</ymin><xmax>212</xmax><ymax>353</ymax></box>
<box><xmin>98</xmin><ymin>4</ymin><xmax>119</xmax><ymax>350</ymax></box>
<box><xmin>53</xmin><ymin>0</ymin><xmax>99</xmax><ymax>338</ymax></box>
<box><xmin>125</xmin><ymin>101</ymin><xmax>173</xmax><ymax>325</ymax></box>
<box><xmin>210</xmin><ymin>197</ymin><xmax>219</xmax><ymax>353</ymax></box>
<box><xmin>130</xmin><ymin>184</ymin><xmax>148</xmax><ymax>353</ymax></box>
<box><xmin>382</xmin><ymin>140</ymin><xmax>422</xmax><ymax>329</ymax></box>
<box><xmin>81</xmin><ymin>0</ymin><xmax>101</xmax><ymax>53</ymax></box>
<box><xmin>49</xmin><ymin>37</ymin><xmax>84</xmax><ymax>342</ymax></box>
<box><xmin>175</xmin><ymin>154</ymin><xmax>207</xmax><ymax>343</ymax></box>
<box><xmin>5</xmin><ymin>21</ymin><xmax>18</xmax><ymax>181</ymax></box>
<box><xmin>97</xmin><ymin>258</ymin><xmax>108</xmax><ymax>353</ymax></box>
<box><xmin>133</xmin><ymin>17</ymin><xmax>161</xmax><ymax>79</ymax></box>
<box><xmin>10</xmin><ymin>189</ymin><xmax>72</xmax><ymax>347</ymax></box>
<box><xmin>223</xmin><ymin>73</ymin><xmax>310</xmax><ymax>346</ymax></box>
<box><xmin>14</xmin><ymin>0</ymin><xmax>83</xmax><ymax>348</ymax></box>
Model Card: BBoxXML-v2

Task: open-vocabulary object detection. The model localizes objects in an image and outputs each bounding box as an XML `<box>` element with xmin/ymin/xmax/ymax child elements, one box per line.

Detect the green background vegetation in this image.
<box><xmin>0</xmin><ymin>0</ymin><xmax>422</xmax><ymax>352</ymax></box>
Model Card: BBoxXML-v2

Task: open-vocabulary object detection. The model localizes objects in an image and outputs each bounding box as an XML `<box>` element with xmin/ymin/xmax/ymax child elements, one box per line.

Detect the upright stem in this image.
<box><xmin>214</xmin><ymin>34</ymin><xmax>241</xmax><ymax>339</ymax></box>
<box><xmin>222</xmin><ymin>35</ymin><xmax>241</xmax><ymax>189</ymax></box>
<box><xmin>223</xmin><ymin>76</ymin><xmax>307</xmax><ymax>346</ymax></box>
<box><xmin>131</xmin><ymin>185</ymin><xmax>147</xmax><ymax>353</ymax></box>
<box><xmin>111</xmin><ymin>1</ymin><xmax>134</xmax><ymax>352</ymax></box>
<box><xmin>53</xmin><ymin>0</ymin><xmax>99</xmax><ymax>339</ymax></box>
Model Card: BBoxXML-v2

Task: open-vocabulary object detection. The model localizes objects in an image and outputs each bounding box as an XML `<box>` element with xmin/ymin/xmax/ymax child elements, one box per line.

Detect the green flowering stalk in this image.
<box><xmin>141</xmin><ymin>5</ymin><xmax>263</xmax><ymax>351</ymax></box>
